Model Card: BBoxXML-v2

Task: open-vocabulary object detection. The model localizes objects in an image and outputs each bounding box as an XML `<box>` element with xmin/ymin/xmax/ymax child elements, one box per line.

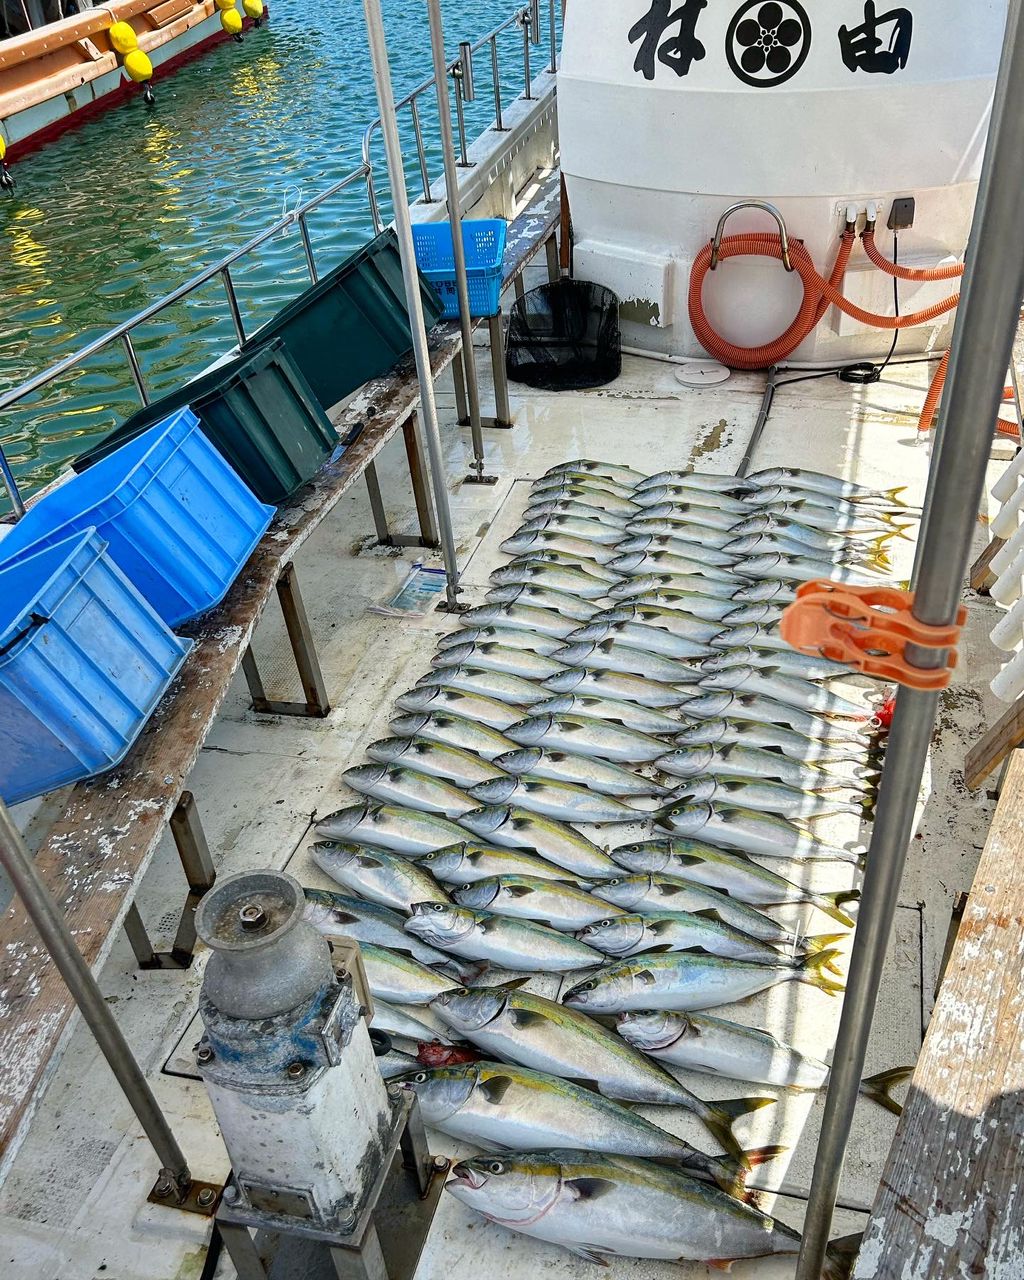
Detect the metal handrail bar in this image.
<box><xmin>0</xmin><ymin>163</ymin><xmax>372</xmax><ymax>416</ymax></box>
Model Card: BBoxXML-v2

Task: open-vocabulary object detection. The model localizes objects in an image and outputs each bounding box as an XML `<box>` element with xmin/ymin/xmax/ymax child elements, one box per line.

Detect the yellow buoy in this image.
<box><xmin>0</xmin><ymin>136</ymin><xmax>6</xmax><ymax>162</ymax></box>
<box><xmin>242</xmin><ymin>0</ymin><xmax>263</xmax><ymax>18</ymax></box>
<box><xmin>123</xmin><ymin>49</ymin><xmax>153</xmax><ymax>83</ymax></box>
<box><xmin>220</xmin><ymin>7</ymin><xmax>243</xmax><ymax>33</ymax></box>
<box><xmin>214</xmin><ymin>0</ymin><xmax>236</xmax><ymax>11</ymax></box>
<box><xmin>108</xmin><ymin>21</ymin><xmax>138</xmax><ymax>55</ymax></box>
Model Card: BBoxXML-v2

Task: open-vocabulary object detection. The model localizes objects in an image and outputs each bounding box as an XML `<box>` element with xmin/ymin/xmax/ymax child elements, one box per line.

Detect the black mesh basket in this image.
<box><xmin>505</xmin><ymin>279</ymin><xmax>621</xmax><ymax>391</ymax></box>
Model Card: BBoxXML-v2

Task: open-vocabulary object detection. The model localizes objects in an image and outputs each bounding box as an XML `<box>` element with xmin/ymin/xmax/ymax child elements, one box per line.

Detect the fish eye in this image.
<box><xmin>414</xmin><ymin>1072</ymin><xmax>427</xmax><ymax>1083</ymax></box>
<box><xmin>489</xmin><ymin>1161</ymin><xmax>504</xmax><ymax>1174</ymax></box>
<box><xmin>599</xmin><ymin>919</ymin><xmax>615</xmax><ymax>928</ymax></box>
<box><xmin>579</xmin><ymin>980</ymin><xmax>596</xmax><ymax>992</ymax></box>
<box><xmin>431</xmin><ymin>903</ymin><xmax>445</xmax><ymax>912</ymax></box>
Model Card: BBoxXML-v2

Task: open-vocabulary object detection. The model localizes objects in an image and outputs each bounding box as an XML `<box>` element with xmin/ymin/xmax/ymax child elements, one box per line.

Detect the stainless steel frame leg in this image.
<box><xmin>399</xmin><ymin>1093</ymin><xmax>432</xmax><ymax>1196</ymax></box>
<box><xmin>403</xmin><ymin>415</ymin><xmax>439</xmax><ymax>546</ymax></box>
<box><xmin>123</xmin><ymin>792</ymin><xmax>216</xmax><ymax>970</ymax></box>
<box><xmin>364</xmin><ymin>461</ymin><xmax>392</xmax><ymax>545</ymax></box>
<box><xmin>330</xmin><ymin>1225</ymin><xmax>389</xmax><ymax>1280</ymax></box>
<box><xmin>452</xmin><ymin>351</ymin><xmax>470</xmax><ymax>426</ymax></box>
<box><xmin>243</xmin><ymin>566</ymin><xmax>331</xmax><ymax>718</ymax></box>
<box><xmin>545</xmin><ymin>232</ymin><xmax>560</xmax><ymax>283</ymax></box>
<box><xmin>218</xmin><ymin>1221</ymin><xmax>268</xmax><ymax>1280</ymax></box>
<box><xmin>488</xmin><ymin>313</ymin><xmax>515</xmax><ymax>429</ymax></box>
<box><xmin>514</xmin><ymin>274</ymin><xmax>526</xmax><ymax>302</ymax></box>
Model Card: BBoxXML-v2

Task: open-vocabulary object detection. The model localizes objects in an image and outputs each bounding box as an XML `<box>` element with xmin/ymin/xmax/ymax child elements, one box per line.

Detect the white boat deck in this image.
<box><xmin>0</xmin><ymin>334</ymin><xmax>1012</xmax><ymax>1280</ymax></box>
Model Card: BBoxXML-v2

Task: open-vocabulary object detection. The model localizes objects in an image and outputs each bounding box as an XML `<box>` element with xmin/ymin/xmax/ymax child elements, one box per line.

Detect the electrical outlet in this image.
<box><xmin>888</xmin><ymin>197</ymin><xmax>916</xmax><ymax>231</ymax></box>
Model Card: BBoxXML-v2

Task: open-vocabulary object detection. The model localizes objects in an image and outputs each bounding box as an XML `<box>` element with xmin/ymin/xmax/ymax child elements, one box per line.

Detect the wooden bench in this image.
<box><xmin>854</xmin><ymin>749</ymin><xmax>1024</xmax><ymax>1278</ymax></box>
<box><xmin>0</xmin><ymin>179</ymin><xmax>561</xmax><ymax>1182</ymax></box>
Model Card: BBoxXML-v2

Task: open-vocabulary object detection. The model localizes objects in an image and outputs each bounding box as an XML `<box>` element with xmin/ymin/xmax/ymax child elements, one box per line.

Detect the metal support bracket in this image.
<box><xmin>124</xmin><ymin>792</ymin><xmax>216</xmax><ymax>971</ymax></box>
<box><xmin>488</xmin><ymin>313</ymin><xmax>515</xmax><ymax>429</ymax></box>
<box><xmin>242</xmin><ymin>564</ymin><xmax>332</xmax><ymax>718</ymax></box>
<box><xmin>148</xmin><ymin>1174</ymin><xmax>223</xmax><ymax>1216</ymax></box>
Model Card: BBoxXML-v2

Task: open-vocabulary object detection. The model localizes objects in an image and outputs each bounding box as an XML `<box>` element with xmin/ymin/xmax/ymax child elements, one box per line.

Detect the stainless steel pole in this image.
<box><xmin>426</xmin><ymin>0</ymin><xmax>495</xmax><ymax>487</ymax></box>
<box><xmin>362</xmin><ymin>0</ymin><xmax>463</xmax><ymax>610</ymax></box>
<box><xmin>795</xmin><ymin>3</ymin><xmax>1024</xmax><ymax>1275</ymax></box>
<box><xmin>0</xmin><ymin>443</ymin><xmax>26</xmax><ymax>519</ymax></box>
<box><xmin>0</xmin><ymin>799</ymin><xmax>192</xmax><ymax>1192</ymax></box>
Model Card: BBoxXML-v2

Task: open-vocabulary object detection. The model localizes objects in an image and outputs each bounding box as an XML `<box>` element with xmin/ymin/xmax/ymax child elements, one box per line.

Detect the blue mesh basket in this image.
<box><xmin>412</xmin><ymin>219</ymin><xmax>507</xmax><ymax>319</ymax></box>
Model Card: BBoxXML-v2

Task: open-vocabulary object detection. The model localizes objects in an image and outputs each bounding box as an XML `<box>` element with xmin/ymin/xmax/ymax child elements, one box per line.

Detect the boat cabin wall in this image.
<box><xmin>559</xmin><ymin>0</ymin><xmax>1007</xmax><ymax>362</ymax></box>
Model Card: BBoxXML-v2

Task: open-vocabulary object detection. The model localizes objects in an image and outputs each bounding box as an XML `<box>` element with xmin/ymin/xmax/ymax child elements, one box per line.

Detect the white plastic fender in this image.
<box><xmin>991</xmin><ymin>645</ymin><xmax>1024</xmax><ymax>703</ymax></box>
<box><xmin>991</xmin><ymin>445</ymin><xmax>1024</xmax><ymax>505</ymax></box>
<box><xmin>990</xmin><ymin>596</ymin><xmax>1024</xmax><ymax>653</ymax></box>
<box><xmin>992</xmin><ymin>478</ymin><xmax>1024</xmax><ymax>540</ymax></box>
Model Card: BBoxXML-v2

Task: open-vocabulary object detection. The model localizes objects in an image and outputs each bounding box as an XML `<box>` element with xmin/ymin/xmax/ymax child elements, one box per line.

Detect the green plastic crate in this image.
<box><xmin>74</xmin><ymin>340</ymin><xmax>338</xmax><ymax>505</ymax></box>
<box><xmin>243</xmin><ymin>228</ymin><xmax>445</xmax><ymax>411</ymax></box>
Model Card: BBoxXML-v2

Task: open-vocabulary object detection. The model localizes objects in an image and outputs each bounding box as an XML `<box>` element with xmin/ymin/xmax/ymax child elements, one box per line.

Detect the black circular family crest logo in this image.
<box><xmin>726</xmin><ymin>1</ymin><xmax>811</xmax><ymax>88</ymax></box>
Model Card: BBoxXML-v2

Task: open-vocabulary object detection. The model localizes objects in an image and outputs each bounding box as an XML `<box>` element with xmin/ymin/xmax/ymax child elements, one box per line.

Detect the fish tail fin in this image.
<box><xmin>705</xmin><ymin>1146</ymin><xmax>787</xmax><ymax>1203</ymax></box>
<box><xmin>702</xmin><ymin>1096</ymin><xmax>778</xmax><ymax>1165</ymax></box>
<box><xmin>798</xmin><ymin>948</ymin><xmax>846</xmax><ymax>996</ymax></box>
<box><xmin>859</xmin><ymin>1066</ymin><xmax>912</xmax><ymax>1116</ymax></box>
<box><xmin>802</xmin><ymin>931</ymin><xmax>849</xmax><ymax>959</ymax></box>
<box><xmin>811</xmin><ymin>889</ymin><xmax>861</xmax><ymax>928</ymax></box>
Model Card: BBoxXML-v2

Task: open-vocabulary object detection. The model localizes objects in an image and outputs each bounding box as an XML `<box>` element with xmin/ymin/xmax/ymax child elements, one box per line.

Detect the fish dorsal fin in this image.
<box><xmin>564</xmin><ymin>1178</ymin><xmax>616</xmax><ymax>1202</ymax></box>
<box><xmin>478</xmin><ymin>1075</ymin><xmax>515</xmax><ymax>1105</ymax></box>
<box><xmin>691</xmin><ymin>908</ymin><xmax>727</xmax><ymax>925</ymax></box>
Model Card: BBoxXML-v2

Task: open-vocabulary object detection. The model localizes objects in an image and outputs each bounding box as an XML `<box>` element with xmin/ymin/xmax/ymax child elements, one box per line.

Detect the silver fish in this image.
<box><xmin>501</xmin><ymin>530</ymin><xmax>623</xmax><ymax>563</ymax></box>
<box><xmin>388</xmin><ymin>711</ymin><xmax>520</xmax><ymax>760</ymax></box>
<box><xmin>303</xmin><ymin>887</ymin><xmax>464</xmax><ymax>969</ymax></box>
<box><xmin>458</xmin><ymin>806</ymin><xmax>619</xmax><ymax>879</ymax></box>
<box><xmin>493</xmin><ymin>746</ymin><xmax>669</xmax><ymax>797</ymax></box>
<box><xmin>436</xmin><ymin>625</ymin><xmax>564</xmax><ymax>656</ymax></box>
<box><xmin>735</xmin><ymin>552</ymin><xmax>880</xmax><ymax>586</ymax></box>
<box><xmin>729</xmin><ymin>579</ymin><xmax>795</xmax><ymax>604</ymax></box>
<box><xmin>416</xmin><ymin>664</ymin><xmax>551</xmax><ymax>707</ymax></box>
<box><xmin>562</xmin><ymin>948</ymin><xmax>843</xmax><ymax>1014</ymax></box>
<box><xmin>590</xmin><ymin>873</ymin><xmax>819</xmax><ymax>946</ymax></box>
<box><xmin>609</xmin><ymin>837</ymin><xmax>859</xmax><ymax>926</ymax></box>
<box><xmin>529</xmin><ymin>694</ymin><xmax>689</xmax><ymax>736</ymax></box>
<box><xmin>545</xmin><ymin>459</ymin><xmax>649</xmax><ymax>486</ymax></box>
<box><xmin>566</xmin><ymin>619</ymin><xmax>716</xmax><ymax>659</ymax></box>
<box><xmin>632</xmin><ymin>485</ymin><xmax>751</xmax><ymax>515</ymax></box>
<box><xmin>758</xmin><ymin>499</ymin><xmax>895</xmax><ymax>535</ymax></box>
<box><xmin>725</xmin><ymin>533</ymin><xmax>840</xmax><ymax>564</ymax></box>
<box><xmin>578</xmin><ymin>912</ymin><xmax>795</xmax><ymax>966</ymax></box>
<box><xmin>310</xmin><ymin>841</ymin><xmax>450</xmax><ymax>911</ymax></box>
<box><xmin>542</xmin><ymin>666</ymin><xmax>690</xmax><ymax>709</ymax></box>
<box><xmin>455</xmin><ymin>876</ymin><xmax>624</xmax><ymax>931</ymax></box>
<box><xmin>731</xmin><ymin>511</ymin><xmax>881</xmax><ymax>552</ymax></box>
<box><xmin>445</xmin><ymin>1151</ymin><xmax>804</xmax><ymax>1266</ymax></box>
<box><xmin>626</xmin><ymin>517</ymin><xmax>736</xmax><ymax>549</ymax></box>
<box><xmin>393</xmin><ymin>685</ymin><xmax>524</xmax><ymax>730</ymax></box>
<box><xmin>602</xmin><ymin>590</ymin><xmax>739</xmax><ymax>621</ymax></box>
<box><xmin>699</xmin><ymin>645</ymin><xmax>850</xmax><ymax>683</ymax></box>
<box><xmin>657</xmin><ymin>742</ymin><xmax>847</xmax><ymax>789</ymax></box>
<box><xmin>657</xmin><ymin>800</ymin><xmax>862</xmax><ymax>863</ymax></box>
<box><xmin>636</xmin><ymin>501</ymin><xmax>745</xmax><ymax>532</ymax></box>
<box><xmin>372</xmin><ymin>1000</ymin><xmax>456</xmax><ymax>1046</ymax></box>
<box><xmin>523</xmin><ymin>499</ymin><xmax>630</xmax><ymax>529</ymax></box>
<box><xmin>672</xmin><ymin>714</ymin><xmax>868</xmax><ymax>763</ymax></box>
<box><xmin>375</xmin><ymin>1045</ymin><xmax>422</xmax><ymax>1080</ymax></box>
<box><xmin>508</xmin><ymin>549</ymin><xmax>622</xmax><ymax>583</ymax></box>
<box><xmin>405</xmin><ymin>902</ymin><xmax>603</xmax><ymax>972</ymax></box>
<box><xmin>720</xmin><ymin>601</ymin><xmax>784</xmax><ymax>627</ymax></box>
<box><xmin>552</xmin><ymin>639</ymin><xmax>702</xmax><ymax>685</ymax></box>
<box><xmin>341</xmin><ymin>762</ymin><xmax>477</xmax><ymax>818</ymax></box>
<box><xmin>459</xmin><ymin>602</ymin><xmax>582</xmax><ymax>637</ymax></box>
<box><xmin>359</xmin><ymin>942</ymin><xmax>459</xmax><ymax>1005</ymax></box>
<box><xmin>466</xmin><ymin>774</ymin><xmax>646</xmax><ymax>825</ymax></box>
<box><xmin>747</xmin><ymin>467</ymin><xmax>916</xmax><ymax>506</ymax></box>
<box><xmin>485</xmin><ymin>583</ymin><xmax>603</xmax><ymax>622</ymax></box>
<box><xmin>366</xmin><ymin>737</ymin><xmax>505</xmax><ymax>788</ymax></box>
<box><xmin>589</xmin><ymin>603</ymin><xmax>729</xmax><ymax>641</ymax></box>
<box><xmin>615</xmin><ymin>533</ymin><xmax>740</xmax><ymax>569</ymax></box>
<box><xmin>607</xmin><ymin>550</ymin><xmax>738</xmax><ymax>584</ymax></box>
<box><xmin>635</xmin><ymin>471</ymin><xmax>757</xmax><ymax>495</ymax></box>
<box><xmin>663</xmin><ymin>774</ymin><xmax>868</xmax><ymax>822</ymax></box>
<box><xmin>699</xmin><ymin>665</ymin><xmax>871</xmax><ymax>718</ymax></box>
<box><xmin>430</xmin><ymin>641</ymin><xmax>566</xmax><ymax>681</ymax></box>
<box><xmin>416</xmin><ymin>842</ymin><xmax>572</xmax><ymax>885</ymax></box>
<box><xmin>608</xmin><ymin>573</ymin><xmax>737</xmax><ymax>602</ymax></box>
<box><xmin>489</xmin><ymin>560</ymin><xmax>618</xmax><ymax>599</ymax></box>
<box><xmin>314</xmin><ymin>803</ymin><xmax>471</xmax><ymax>856</ymax></box>
<box><xmin>532</xmin><ymin>472</ymin><xmax>639</xmax><ymax>502</ymax></box>
<box><xmin>530</xmin><ymin>482</ymin><xmax>642</xmax><ymax>517</ymax></box>
<box><xmin>523</xmin><ymin>514</ymin><xmax>628</xmax><ymax>545</ymax></box>
<box><xmin>506</xmin><ymin>713</ymin><xmax>674</xmax><ymax>763</ymax></box>
<box><xmin>708</xmin><ymin>624</ymin><xmax>799</xmax><ymax>654</ymax></box>
<box><xmin>431</xmin><ymin>986</ymin><xmax>774</xmax><ymax>1152</ymax></box>
<box><xmin>400</xmin><ymin>1062</ymin><xmax>750</xmax><ymax>1195</ymax></box>
<box><xmin>680</xmin><ymin>688</ymin><xmax>869</xmax><ymax>740</ymax></box>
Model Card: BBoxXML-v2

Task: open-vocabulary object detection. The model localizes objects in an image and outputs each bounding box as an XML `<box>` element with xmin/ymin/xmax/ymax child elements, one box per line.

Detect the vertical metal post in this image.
<box><xmin>298</xmin><ymin>212</ymin><xmax>319</xmax><ymax>282</ymax></box>
<box><xmin>453</xmin><ymin>69</ymin><xmax>471</xmax><ymax>167</ymax></box>
<box><xmin>426</xmin><ymin>0</ymin><xmax>495</xmax><ymax>486</ymax></box>
<box><xmin>549</xmin><ymin>0</ymin><xmax>558</xmax><ymax>74</ymax></box>
<box><xmin>362</xmin><ymin>0</ymin><xmax>464</xmax><ymax>609</ymax></box>
<box><xmin>409</xmin><ymin>98</ymin><xmax>432</xmax><ymax>202</ymax></box>
<box><xmin>521</xmin><ymin>10</ymin><xmax>533</xmax><ymax>98</ymax></box>
<box><xmin>404</xmin><ymin>414</ymin><xmax>440</xmax><ymax>546</ymax></box>
<box><xmin>366</xmin><ymin>166</ymin><xmax>384</xmax><ymax>236</ymax></box>
<box><xmin>122</xmin><ymin>333</ymin><xmax>150</xmax><ymax>406</ymax></box>
<box><xmin>491</xmin><ymin>37</ymin><xmax>505</xmax><ymax>131</ymax></box>
<box><xmin>488</xmin><ymin>314</ymin><xmax>514</xmax><ymax>429</ymax></box>
<box><xmin>168</xmin><ymin>791</ymin><xmax>217</xmax><ymax>965</ymax></box>
<box><xmin>794</xmin><ymin>4</ymin><xmax>1024</xmax><ymax>1276</ymax></box>
<box><xmin>0</xmin><ymin>800</ymin><xmax>192</xmax><ymax>1194</ymax></box>
<box><xmin>277</xmin><ymin>562</ymin><xmax>331</xmax><ymax>717</ymax></box>
<box><xmin>0</xmin><ymin>442</ymin><xmax>26</xmax><ymax>519</ymax></box>
<box><xmin>220</xmin><ymin>267</ymin><xmax>247</xmax><ymax>346</ymax></box>
<box><xmin>364</xmin><ymin>461</ymin><xmax>393</xmax><ymax>544</ymax></box>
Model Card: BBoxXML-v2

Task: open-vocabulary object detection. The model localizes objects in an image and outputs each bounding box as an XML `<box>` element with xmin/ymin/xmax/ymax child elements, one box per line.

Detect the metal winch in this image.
<box><xmin>193</xmin><ymin>869</ymin><xmax>446</xmax><ymax>1279</ymax></box>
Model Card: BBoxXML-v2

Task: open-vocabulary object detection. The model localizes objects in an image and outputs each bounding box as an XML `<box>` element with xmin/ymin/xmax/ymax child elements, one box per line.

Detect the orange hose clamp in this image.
<box><xmin>779</xmin><ymin>581</ymin><xmax>965</xmax><ymax>691</ymax></box>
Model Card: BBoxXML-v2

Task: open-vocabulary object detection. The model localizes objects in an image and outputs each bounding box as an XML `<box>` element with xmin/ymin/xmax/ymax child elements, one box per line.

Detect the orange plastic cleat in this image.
<box><xmin>779</xmin><ymin>581</ymin><xmax>965</xmax><ymax>691</ymax></box>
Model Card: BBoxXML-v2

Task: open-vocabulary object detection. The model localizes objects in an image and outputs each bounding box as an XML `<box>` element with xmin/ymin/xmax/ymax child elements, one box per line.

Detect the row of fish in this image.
<box><xmin>301</xmin><ymin>459</ymin><xmax>914</xmax><ymax>1269</ymax></box>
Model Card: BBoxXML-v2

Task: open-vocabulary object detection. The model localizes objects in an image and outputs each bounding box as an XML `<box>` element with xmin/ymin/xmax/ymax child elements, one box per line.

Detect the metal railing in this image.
<box><xmin>0</xmin><ymin>0</ymin><xmax>561</xmax><ymax>516</ymax></box>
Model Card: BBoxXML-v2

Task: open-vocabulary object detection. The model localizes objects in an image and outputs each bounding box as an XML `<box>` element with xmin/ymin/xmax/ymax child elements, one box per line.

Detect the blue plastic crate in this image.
<box><xmin>411</xmin><ymin>219</ymin><xmax>507</xmax><ymax>319</ymax></box>
<box><xmin>0</xmin><ymin>529</ymin><xmax>193</xmax><ymax>806</ymax></box>
<box><xmin>0</xmin><ymin>408</ymin><xmax>274</xmax><ymax>627</ymax></box>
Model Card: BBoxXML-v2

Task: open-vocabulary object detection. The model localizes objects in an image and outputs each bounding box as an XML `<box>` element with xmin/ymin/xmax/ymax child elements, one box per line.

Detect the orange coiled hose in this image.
<box><xmin>918</xmin><ymin>348</ymin><xmax>1020</xmax><ymax>438</ymax></box>
<box><xmin>861</xmin><ymin>230</ymin><xmax>965</xmax><ymax>282</ymax></box>
<box><xmin>688</xmin><ymin>232</ymin><xmax>960</xmax><ymax>370</ymax></box>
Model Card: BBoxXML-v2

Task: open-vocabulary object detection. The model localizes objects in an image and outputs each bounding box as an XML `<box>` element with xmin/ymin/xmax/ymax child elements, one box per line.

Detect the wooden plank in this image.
<box><xmin>854</xmin><ymin>750</ymin><xmax>1024</xmax><ymax>1279</ymax></box>
<box><xmin>963</xmin><ymin>691</ymin><xmax>1024</xmax><ymax>791</ymax></box>
<box><xmin>0</xmin><ymin>185</ymin><xmax>560</xmax><ymax>1181</ymax></box>
<box><xmin>968</xmin><ymin>533</ymin><xmax>1005</xmax><ymax>592</ymax></box>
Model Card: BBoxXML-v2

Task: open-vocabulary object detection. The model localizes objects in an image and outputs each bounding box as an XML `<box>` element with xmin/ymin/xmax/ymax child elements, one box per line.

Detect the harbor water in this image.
<box><xmin>0</xmin><ymin>0</ymin><xmax>534</xmax><ymax>508</ymax></box>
